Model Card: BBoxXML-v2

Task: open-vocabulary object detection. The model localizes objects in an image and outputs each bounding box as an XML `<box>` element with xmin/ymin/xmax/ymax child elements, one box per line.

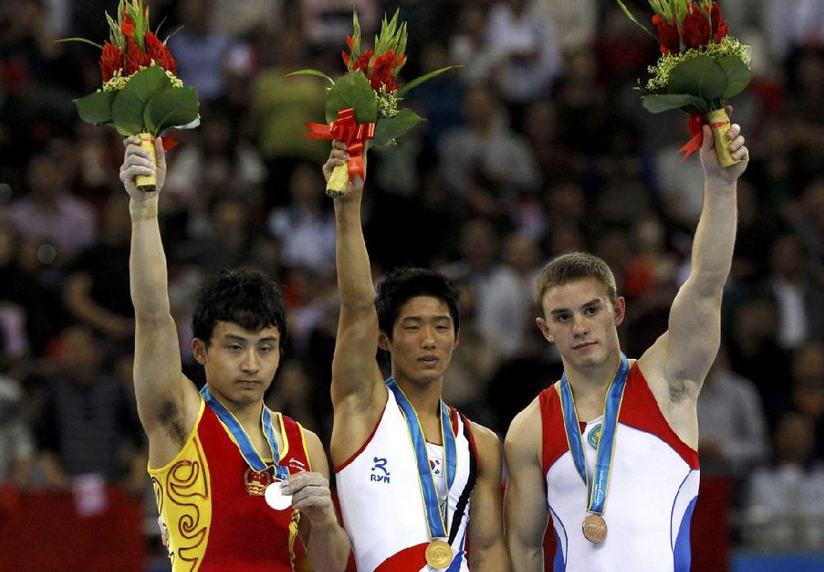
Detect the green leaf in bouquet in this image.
<box><xmin>144</xmin><ymin>86</ymin><xmax>200</xmax><ymax>134</ymax></box>
<box><xmin>396</xmin><ymin>66</ymin><xmax>461</xmax><ymax>98</ymax></box>
<box><xmin>74</xmin><ymin>90</ymin><xmax>117</xmax><ymax>125</ymax></box>
<box><xmin>371</xmin><ymin>108</ymin><xmax>424</xmax><ymax>146</ymax></box>
<box><xmin>286</xmin><ymin>69</ymin><xmax>335</xmax><ymax>85</ymax></box>
<box><xmin>717</xmin><ymin>55</ymin><xmax>751</xmax><ymax>99</ymax></box>
<box><xmin>614</xmin><ymin>0</ymin><xmax>656</xmax><ymax>40</ymax></box>
<box><xmin>325</xmin><ymin>71</ymin><xmax>378</xmax><ymax>124</ymax></box>
<box><xmin>668</xmin><ymin>55</ymin><xmax>727</xmax><ymax>101</ymax></box>
<box><xmin>111</xmin><ymin>66</ymin><xmax>171</xmax><ymax>135</ymax></box>
<box><xmin>642</xmin><ymin>93</ymin><xmax>707</xmax><ymax>113</ymax></box>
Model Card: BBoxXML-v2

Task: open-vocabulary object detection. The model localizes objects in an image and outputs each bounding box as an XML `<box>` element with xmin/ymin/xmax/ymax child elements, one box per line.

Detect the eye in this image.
<box><xmin>555</xmin><ymin>314</ymin><xmax>570</xmax><ymax>323</ymax></box>
<box><xmin>584</xmin><ymin>306</ymin><xmax>598</xmax><ymax>316</ymax></box>
<box><xmin>228</xmin><ymin>344</ymin><xmax>243</xmax><ymax>351</ymax></box>
<box><xmin>259</xmin><ymin>346</ymin><xmax>273</xmax><ymax>353</ymax></box>
<box><xmin>436</xmin><ymin>325</ymin><xmax>450</xmax><ymax>331</ymax></box>
<box><xmin>404</xmin><ymin>325</ymin><xmax>419</xmax><ymax>331</ymax></box>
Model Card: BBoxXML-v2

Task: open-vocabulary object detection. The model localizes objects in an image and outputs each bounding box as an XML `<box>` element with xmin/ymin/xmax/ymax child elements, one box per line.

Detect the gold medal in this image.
<box><xmin>582</xmin><ymin>513</ymin><xmax>607</xmax><ymax>543</ymax></box>
<box><xmin>244</xmin><ymin>466</ymin><xmax>273</xmax><ymax>496</ymax></box>
<box><xmin>425</xmin><ymin>538</ymin><xmax>453</xmax><ymax>569</ymax></box>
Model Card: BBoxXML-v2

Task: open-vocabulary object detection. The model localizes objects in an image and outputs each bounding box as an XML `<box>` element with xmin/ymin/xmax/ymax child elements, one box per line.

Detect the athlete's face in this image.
<box><xmin>193</xmin><ymin>321</ymin><xmax>281</xmax><ymax>407</ymax></box>
<box><xmin>381</xmin><ymin>296</ymin><xmax>458</xmax><ymax>386</ymax></box>
<box><xmin>537</xmin><ymin>277</ymin><xmax>624</xmax><ymax>370</ymax></box>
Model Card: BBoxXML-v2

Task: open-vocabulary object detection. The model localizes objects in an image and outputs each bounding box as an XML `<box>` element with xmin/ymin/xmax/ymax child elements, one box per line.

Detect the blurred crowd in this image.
<box><xmin>0</xmin><ymin>0</ymin><xmax>823</xmax><ymax>553</ymax></box>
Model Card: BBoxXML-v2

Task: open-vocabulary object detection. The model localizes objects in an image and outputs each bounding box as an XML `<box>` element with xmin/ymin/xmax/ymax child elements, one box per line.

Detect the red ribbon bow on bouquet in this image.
<box><xmin>305</xmin><ymin>108</ymin><xmax>375</xmax><ymax>181</ymax></box>
<box><xmin>678</xmin><ymin>111</ymin><xmax>728</xmax><ymax>160</ymax></box>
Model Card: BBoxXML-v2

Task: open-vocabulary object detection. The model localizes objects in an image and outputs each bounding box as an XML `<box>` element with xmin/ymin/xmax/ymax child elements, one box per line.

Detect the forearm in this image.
<box><xmin>304</xmin><ymin>516</ymin><xmax>351</xmax><ymax>572</ymax></box>
<box><xmin>689</xmin><ymin>181</ymin><xmax>737</xmax><ymax>296</ymax></box>
<box><xmin>129</xmin><ymin>198</ymin><xmax>172</xmax><ymax>320</ymax></box>
<box><xmin>334</xmin><ymin>197</ymin><xmax>375</xmax><ymax>309</ymax></box>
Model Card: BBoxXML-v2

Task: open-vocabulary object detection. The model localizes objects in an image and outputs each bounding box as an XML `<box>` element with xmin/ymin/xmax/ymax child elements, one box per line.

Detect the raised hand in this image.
<box><xmin>323</xmin><ymin>141</ymin><xmax>366</xmax><ymax>200</ymax></box>
<box><xmin>700</xmin><ymin>107</ymin><xmax>749</xmax><ymax>185</ymax></box>
<box><xmin>119</xmin><ymin>136</ymin><xmax>167</xmax><ymax>201</ymax></box>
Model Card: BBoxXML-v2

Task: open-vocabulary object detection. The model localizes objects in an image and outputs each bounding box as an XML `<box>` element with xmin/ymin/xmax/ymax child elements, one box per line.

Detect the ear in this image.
<box><xmin>536</xmin><ymin>317</ymin><xmax>554</xmax><ymax>343</ymax></box>
<box><xmin>613</xmin><ymin>297</ymin><xmax>626</xmax><ymax>326</ymax></box>
<box><xmin>377</xmin><ymin>332</ymin><xmax>391</xmax><ymax>352</ymax></box>
<box><xmin>192</xmin><ymin>338</ymin><xmax>208</xmax><ymax>365</ymax></box>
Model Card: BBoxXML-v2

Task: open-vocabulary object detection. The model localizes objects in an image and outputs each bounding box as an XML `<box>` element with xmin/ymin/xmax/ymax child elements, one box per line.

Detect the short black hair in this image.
<box><xmin>192</xmin><ymin>269</ymin><xmax>287</xmax><ymax>347</ymax></box>
<box><xmin>375</xmin><ymin>267</ymin><xmax>460</xmax><ymax>340</ymax></box>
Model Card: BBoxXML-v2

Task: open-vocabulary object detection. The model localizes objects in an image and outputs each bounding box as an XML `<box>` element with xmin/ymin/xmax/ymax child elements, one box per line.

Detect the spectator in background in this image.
<box><xmin>7</xmin><ymin>150</ymin><xmax>96</xmax><ymax>265</ymax></box>
<box><xmin>745</xmin><ymin>411</ymin><xmax>824</xmax><ymax>550</ymax></box>
<box><xmin>64</xmin><ymin>193</ymin><xmax>133</xmax><ymax>342</ymax></box>
<box><xmin>449</xmin><ymin>4</ymin><xmax>496</xmax><ymax>87</ymax></box>
<box><xmin>768</xmin><ymin>0</ymin><xmax>824</xmax><ymax>63</ymax></box>
<box><xmin>439</xmin><ymin>85</ymin><xmax>540</xmax><ymax>220</ymax></box>
<box><xmin>244</xmin><ymin>28</ymin><xmax>327</xmax><ymax>205</ymax></box>
<box><xmin>539</xmin><ymin>0</ymin><xmax>597</xmax><ymax>54</ymax></box>
<box><xmin>697</xmin><ymin>345</ymin><xmax>769</xmax><ymax>478</ymax></box>
<box><xmin>787</xmin><ymin>342</ymin><xmax>824</xmax><ymax>463</ymax></box>
<box><xmin>726</xmin><ymin>290</ymin><xmax>792</xmax><ymax>429</ymax></box>
<box><xmin>767</xmin><ymin>233</ymin><xmax>824</xmax><ymax>350</ymax></box>
<box><xmin>166</xmin><ymin>0</ymin><xmax>235</xmax><ymax>103</ymax></box>
<box><xmin>0</xmin><ymin>370</ymin><xmax>33</xmax><ymax>493</ymax></box>
<box><xmin>33</xmin><ymin>325</ymin><xmax>146</xmax><ymax>494</ymax></box>
<box><xmin>299</xmin><ymin>0</ymin><xmax>376</xmax><ymax>54</ymax></box>
<box><xmin>486</xmin><ymin>0</ymin><xmax>562</xmax><ymax>129</ymax></box>
<box><xmin>477</xmin><ymin>231</ymin><xmax>541</xmax><ymax>360</ymax></box>
<box><xmin>268</xmin><ymin>163</ymin><xmax>336</xmax><ymax>274</ymax></box>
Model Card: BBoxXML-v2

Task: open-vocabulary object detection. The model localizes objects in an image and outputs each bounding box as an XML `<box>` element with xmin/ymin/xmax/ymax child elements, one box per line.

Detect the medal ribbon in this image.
<box><xmin>559</xmin><ymin>354</ymin><xmax>629</xmax><ymax>515</ymax></box>
<box><xmin>386</xmin><ymin>378</ymin><xmax>457</xmax><ymax>539</ymax></box>
<box><xmin>200</xmin><ymin>385</ymin><xmax>288</xmax><ymax>479</ymax></box>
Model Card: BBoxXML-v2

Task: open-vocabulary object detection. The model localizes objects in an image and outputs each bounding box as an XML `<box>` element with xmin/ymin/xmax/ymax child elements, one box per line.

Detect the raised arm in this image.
<box><xmin>504</xmin><ymin>400</ymin><xmax>549</xmax><ymax>572</ymax></box>
<box><xmin>325</xmin><ymin>143</ymin><xmax>386</xmax><ymax>462</ymax></box>
<box><xmin>639</xmin><ymin>116</ymin><xmax>749</xmax><ymax>445</ymax></box>
<box><xmin>120</xmin><ymin>137</ymin><xmax>200</xmax><ymax>467</ymax></box>
<box><xmin>468</xmin><ymin>423</ymin><xmax>510</xmax><ymax>572</ymax></box>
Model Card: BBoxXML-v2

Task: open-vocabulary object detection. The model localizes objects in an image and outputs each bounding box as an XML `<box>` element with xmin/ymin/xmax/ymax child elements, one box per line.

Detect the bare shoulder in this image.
<box><xmin>504</xmin><ymin>396</ymin><xmax>543</xmax><ymax>465</ymax></box>
<box><xmin>468</xmin><ymin>420</ymin><xmax>503</xmax><ymax>458</ymax></box>
<box><xmin>301</xmin><ymin>428</ymin><xmax>331</xmax><ymax>478</ymax></box>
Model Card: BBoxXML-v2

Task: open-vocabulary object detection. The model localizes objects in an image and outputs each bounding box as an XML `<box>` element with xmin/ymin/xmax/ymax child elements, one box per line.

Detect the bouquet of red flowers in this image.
<box><xmin>616</xmin><ymin>0</ymin><xmax>751</xmax><ymax>166</ymax></box>
<box><xmin>63</xmin><ymin>0</ymin><xmax>200</xmax><ymax>191</ymax></box>
<box><xmin>290</xmin><ymin>10</ymin><xmax>456</xmax><ymax>196</ymax></box>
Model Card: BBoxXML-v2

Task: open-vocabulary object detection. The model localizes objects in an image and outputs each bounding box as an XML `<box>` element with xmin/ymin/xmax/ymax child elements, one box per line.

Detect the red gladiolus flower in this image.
<box><xmin>680</xmin><ymin>5</ymin><xmax>712</xmax><ymax>49</ymax></box>
<box><xmin>342</xmin><ymin>51</ymin><xmax>351</xmax><ymax>68</ymax></box>
<box><xmin>372</xmin><ymin>50</ymin><xmax>396</xmax><ymax>77</ymax></box>
<box><xmin>145</xmin><ymin>32</ymin><xmax>177</xmax><ymax>73</ymax></box>
<box><xmin>652</xmin><ymin>14</ymin><xmax>679</xmax><ymax>55</ymax></box>
<box><xmin>125</xmin><ymin>35</ymin><xmax>151</xmax><ymax>74</ymax></box>
<box><xmin>100</xmin><ymin>42</ymin><xmax>124</xmax><ymax>81</ymax></box>
<box><xmin>711</xmin><ymin>2</ymin><xmax>729</xmax><ymax>43</ymax></box>
<box><xmin>353</xmin><ymin>49</ymin><xmax>374</xmax><ymax>73</ymax></box>
<box><xmin>346</xmin><ymin>35</ymin><xmax>354</xmax><ymax>49</ymax></box>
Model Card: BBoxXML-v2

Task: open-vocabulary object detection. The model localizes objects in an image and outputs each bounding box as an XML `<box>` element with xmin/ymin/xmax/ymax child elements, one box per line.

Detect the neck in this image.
<box><xmin>210</xmin><ymin>388</ymin><xmax>264</xmax><ymax>429</ymax></box>
<box><xmin>562</xmin><ymin>353</ymin><xmax>623</xmax><ymax>401</ymax></box>
<box><xmin>394</xmin><ymin>375</ymin><xmax>443</xmax><ymax>420</ymax></box>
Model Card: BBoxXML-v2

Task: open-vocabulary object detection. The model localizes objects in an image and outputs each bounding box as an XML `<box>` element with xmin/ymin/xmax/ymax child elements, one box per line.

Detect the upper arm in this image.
<box><xmin>133</xmin><ymin>315</ymin><xmax>199</xmax><ymax>453</ymax></box>
<box><xmin>504</xmin><ymin>402</ymin><xmax>548</xmax><ymax>564</ymax></box>
<box><xmin>468</xmin><ymin>423</ymin><xmax>509</xmax><ymax>572</ymax></box>
<box><xmin>303</xmin><ymin>429</ymin><xmax>331</xmax><ymax>480</ymax></box>
<box><xmin>331</xmin><ymin>304</ymin><xmax>384</xmax><ymax>408</ymax></box>
<box><xmin>641</xmin><ymin>277</ymin><xmax>722</xmax><ymax>403</ymax></box>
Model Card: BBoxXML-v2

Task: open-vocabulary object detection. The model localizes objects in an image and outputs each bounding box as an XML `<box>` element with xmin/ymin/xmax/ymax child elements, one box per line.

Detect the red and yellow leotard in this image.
<box><xmin>149</xmin><ymin>399</ymin><xmax>311</xmax><ymax>571</ymax></box>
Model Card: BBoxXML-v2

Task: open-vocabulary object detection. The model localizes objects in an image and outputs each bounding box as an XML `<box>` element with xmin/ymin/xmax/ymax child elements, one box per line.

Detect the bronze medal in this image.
<box><xmin>582</xmin><ymin>513</ymin><xmax>607</xmax><ymax>543</ymax></box>
<box><xmin>425</xmin><ymin>538</ymin><xmax>453</xmax><ymax>569</ymax></box>
<box><xmin>244</xmin><ymin>466</ymin><xmax>273</xmax><ymax>496</ymax></box>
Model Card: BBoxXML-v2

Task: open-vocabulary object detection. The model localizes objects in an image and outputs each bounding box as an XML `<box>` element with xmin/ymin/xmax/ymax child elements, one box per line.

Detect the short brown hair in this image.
<box><xmin>533</xmin><ymin>252</ymin><xmax>617</xmax><ymax>308</ymax></box>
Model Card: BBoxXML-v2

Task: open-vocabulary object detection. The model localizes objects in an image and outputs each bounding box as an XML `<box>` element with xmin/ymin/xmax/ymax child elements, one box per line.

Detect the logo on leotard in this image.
<box><xmin>587</xmin><ymin>424</ymin><xmax>602</xmax><ymax>449</ymax></box>
<box><xmin>370</xmin><ymin>457</ymin><xmax>391</xmax><ymax>483</ymax></box>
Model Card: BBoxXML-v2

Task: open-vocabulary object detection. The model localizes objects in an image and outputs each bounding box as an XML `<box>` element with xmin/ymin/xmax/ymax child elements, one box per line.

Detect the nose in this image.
<box><xmin>572</xmin><ymin>314</ymin><xmax>588</xmax><ymax>338</ymax></box>
<box><xmin>421</xmin><ymin>325</ymin><xmax>436</xmax><ymax>348</ymax></box>
<box><xmin>240</xmin><ymin>349</ymin><xmax>260</xmax><ymax>373</ymax></box>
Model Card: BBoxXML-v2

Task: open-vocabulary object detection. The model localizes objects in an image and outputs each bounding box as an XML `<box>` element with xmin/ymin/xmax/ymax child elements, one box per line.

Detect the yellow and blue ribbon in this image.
<box><xmin>387</xmin><ymin>377</ymin><xmax>456</xmax><ymax>540</ymax></box>
<box><xmin>559</xmin><ymin>354</ymin><xmax>629</xmax><ymax>515</ymax></box>
<box><xmin>200</xmin><ymin>385</ymin><xmax>289</xmax><ymax>480</ymax></box>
